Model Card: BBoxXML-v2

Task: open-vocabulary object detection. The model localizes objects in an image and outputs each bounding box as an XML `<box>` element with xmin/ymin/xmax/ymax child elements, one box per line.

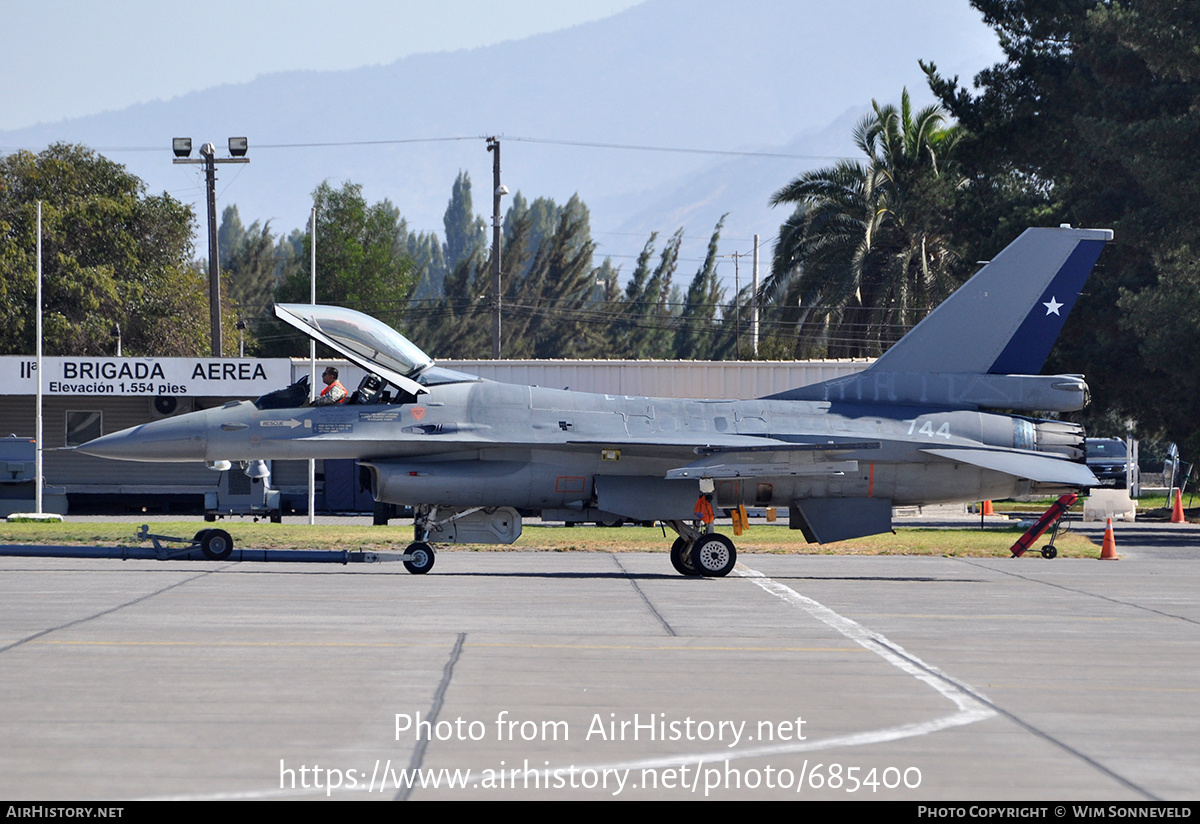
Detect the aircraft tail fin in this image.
<box><xmin>769</xmin><ymin>226</ymin><xmax>1112</xmax><ymax>411</ymax></box>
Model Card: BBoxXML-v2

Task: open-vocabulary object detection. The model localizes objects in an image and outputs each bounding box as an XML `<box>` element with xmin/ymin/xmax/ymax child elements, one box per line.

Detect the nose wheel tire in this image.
<box><xmin>670</xmin><ymin>537</ymin><xmax>701</xmax><ymax>577</ymax></box>
<box><xmin>690</xmin><ymin>534</ymin><xmax>736</xmax><ymax>577</ymax></box>
<box><xmin>200</xmin><ymin>529</ymin><xmax>234</xmax><ymax>561</ymax></box>
<box><xmin>404</xmin><ymin>542</ymin><xmax>436</xmax><ymax>574</ymax></box>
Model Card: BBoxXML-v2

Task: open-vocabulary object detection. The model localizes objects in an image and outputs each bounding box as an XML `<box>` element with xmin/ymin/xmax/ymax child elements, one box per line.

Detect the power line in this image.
<box><xmin>2</xmin><ymin>133</ymin><xmax>852</xmax><ymax>162</ymax></box>
<box><xmin>503</xmin><ymin>135</ymin><xmax>850</xmax><ymax>162</ymax></box>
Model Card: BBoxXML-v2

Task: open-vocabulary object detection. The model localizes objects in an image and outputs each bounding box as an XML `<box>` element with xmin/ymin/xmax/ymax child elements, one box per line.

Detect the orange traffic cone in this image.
<box><xmin>982</xmin><ymin>500</ymin><xmax>994</xmax><ymax>516</ymax></box>
<box><xmin>1100</xmin><ymin>517</ymin><xmax>1119</xmax><ymax>560</ymax></box>
<box><xmin>1171</xmin><ymin>488</ymin><xmax>1186</xmax><ymax>524</ymax></box>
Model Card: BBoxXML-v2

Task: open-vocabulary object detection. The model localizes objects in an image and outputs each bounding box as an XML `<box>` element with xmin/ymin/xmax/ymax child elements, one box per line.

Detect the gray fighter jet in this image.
<box><xmin>79</xmin><ymin>226</ymin><xmax>1110</xmax><ymax>576</ymax></box>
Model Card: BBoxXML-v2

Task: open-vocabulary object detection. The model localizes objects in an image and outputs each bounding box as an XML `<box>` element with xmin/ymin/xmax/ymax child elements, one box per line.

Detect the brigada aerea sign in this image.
<box><xmin>3</xmin><ymin>356</ymin><xmax>292</xmax><ymax>396</ymax></box>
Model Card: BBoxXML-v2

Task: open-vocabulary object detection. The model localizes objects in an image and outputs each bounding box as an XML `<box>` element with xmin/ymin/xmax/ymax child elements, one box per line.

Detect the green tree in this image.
<box><xmin>269</xmin><ymin>181</ymin><xmax>417</xmax><ymax>356</ymax></box>
<box><xmin>403</xmin><ymin>234</ymin><xmax>489</xmax><ymax>359</ymax></box>
<box><xmin>442</xmin><ymin>171</ymin><xmax>486</xmax><ymax>276</ymax></box>
<box><xmin>219</xmin><ymin>205</ymin><xmax>279</xmax><ymax>325</ymax></box>
<box><xmin>616</xmin><ymin>230</ymin><xmax>683</xmax><ymax>359</ymax></box>
<box><xmin>503</xmin><ymin>194</ymin><xmax>601</xmax><ymax>358</ymax></box>
<box><xmin>406</xmin><ymin>229</ymin><xmax>447</xmax><ymax>301</ymax></box>
<box><xmin>766</xmin><ymin>90</ymin><xmax>963</xmax><ymax>357</ymax></box>
<box><xmin>503</xmin><ymin>192</ymin><xmax>561</xmax><ymax>282</ymax></box>
<box><xmin>217</xmin><ymin>203</ymin><xmax>245</xmax><ymax>267</ymax></box>
<box><xmin>923</xmin><ymin>0</ymin><xmax>1200</xmax><ymax>448</ymax></box>
<box><xmin>0</xmin><ymin>143</ymin><xmax>209</xmax><ymax>356</ymax></box>
<box><xmin>674</xmin><ymin>216</ymin><xmax>727</xmax><ymax>359</ymax></box>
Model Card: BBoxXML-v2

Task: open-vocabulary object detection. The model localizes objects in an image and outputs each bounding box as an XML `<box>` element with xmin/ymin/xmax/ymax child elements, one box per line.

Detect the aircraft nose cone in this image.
<box><xmin>75</xmin><ymin>414</ymin><xmax>208</xmax><ymax>462</ymax></box>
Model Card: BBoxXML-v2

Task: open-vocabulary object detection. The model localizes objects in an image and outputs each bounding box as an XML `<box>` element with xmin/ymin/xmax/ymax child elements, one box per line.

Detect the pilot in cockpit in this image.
<box><xmin>313</xmin><ymin>367</ymin><xmax>348</xmax><ymax>406</ymax></box>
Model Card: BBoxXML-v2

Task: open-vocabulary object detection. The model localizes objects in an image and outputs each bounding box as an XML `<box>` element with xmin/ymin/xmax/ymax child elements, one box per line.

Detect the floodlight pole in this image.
<box><xmin>203</xmin><ymin>147</ymin><xmax>221</xmax><ymax>355</ymax></box>
<box><xmin>173</xmin><ymin>139</ymin><xmax>249</xmax><ymax>356</ymax></box>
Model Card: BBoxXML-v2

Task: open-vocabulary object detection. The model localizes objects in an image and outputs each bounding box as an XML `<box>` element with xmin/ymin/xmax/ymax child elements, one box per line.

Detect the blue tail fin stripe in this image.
<box><xmin>987</xmin><ymin>239</ymin><xmax>1107</xmax><ymax>375</ymax></box>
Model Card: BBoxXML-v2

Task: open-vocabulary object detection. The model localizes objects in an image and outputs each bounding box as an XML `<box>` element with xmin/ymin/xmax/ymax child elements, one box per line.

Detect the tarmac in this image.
<box><xmin>0</xmin><ymin>510</ymin><xmax>1197</xmax><ymax>801</ymax></box>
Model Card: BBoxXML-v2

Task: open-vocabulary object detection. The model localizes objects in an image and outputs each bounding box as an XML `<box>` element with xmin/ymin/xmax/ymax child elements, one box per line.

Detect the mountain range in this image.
<box><xmin>0</xmin><ymin>0</ymin><xmax>1001</xmax><ymax>285</ymax></box>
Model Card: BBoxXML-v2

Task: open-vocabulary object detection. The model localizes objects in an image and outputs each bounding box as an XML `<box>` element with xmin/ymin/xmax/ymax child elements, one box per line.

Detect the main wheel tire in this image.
<box><xmin>404</xmin><ymin>542</ymin><xmax>435</xmax><ymax>575</ymax></box>
<box><xmin>270</xmin><ymin>509</ymin><xmax>282</xmax><ymax>524</ymax></box>
<box><xmin>596</xmin><ymin>517</ymin><xmax>624</xmax><ymax>528</ymax></box>
<box><xmin>690</xmin><ymin>534</ymin><xmax>737</xmax><ymax>577</ymax></box>
<box><xmin>200</xmin><ymin>528</ymin><xmax>234</xmax><ymax>561</ymax></box>
<box><xmin>670</xmin><ymin>537</ymin><xmax>701</xmax><ymax>577</ymax></box>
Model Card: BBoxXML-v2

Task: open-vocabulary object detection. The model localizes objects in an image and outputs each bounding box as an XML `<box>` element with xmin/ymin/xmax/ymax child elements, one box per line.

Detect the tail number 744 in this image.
<box><xmin>906</xmin><ymin>419</ymin><xmax>952</xmax><ymax>439</ymax></box>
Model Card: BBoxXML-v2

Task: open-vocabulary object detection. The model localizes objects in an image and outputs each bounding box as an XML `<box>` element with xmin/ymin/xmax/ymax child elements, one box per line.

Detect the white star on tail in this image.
<box><xmin>1043</xmin><ymin>297</ymin><xmax>1063</xmax><ymax>315</ymax></box>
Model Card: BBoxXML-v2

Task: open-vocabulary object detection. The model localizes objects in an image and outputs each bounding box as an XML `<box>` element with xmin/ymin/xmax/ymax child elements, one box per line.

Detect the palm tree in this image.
<box><xmin>765</xmin><ymin>90</ymin><xmax>963</xmax><ymax>358</ymax></box>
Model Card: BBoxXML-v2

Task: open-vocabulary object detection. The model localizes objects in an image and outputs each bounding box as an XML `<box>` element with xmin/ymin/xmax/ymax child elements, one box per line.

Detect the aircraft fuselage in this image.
<box><xmin>105</xmin><ymin>378</ymin><xmax>1067</xmax><ymax>517</ymax></box>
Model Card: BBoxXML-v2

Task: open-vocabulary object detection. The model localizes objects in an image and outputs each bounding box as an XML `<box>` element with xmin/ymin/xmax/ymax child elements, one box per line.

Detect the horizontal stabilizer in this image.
<box><xmin>921</xmin><ymin>447</ymin><xmax>1098</xmax><ymax>487</ymax></box>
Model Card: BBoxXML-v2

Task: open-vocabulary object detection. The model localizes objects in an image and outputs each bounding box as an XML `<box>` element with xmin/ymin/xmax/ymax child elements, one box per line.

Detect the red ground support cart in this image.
<box><xmin>1010</xmin><ymin>493</ymin><xmax>1078</xmax><ymax>558</ymax></box>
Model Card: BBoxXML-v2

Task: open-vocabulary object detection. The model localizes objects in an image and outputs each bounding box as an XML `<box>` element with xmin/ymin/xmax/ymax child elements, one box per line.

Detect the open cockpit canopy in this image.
<box><xmin>274</xmin><ymin>303</ymin><xmax>434</xmax><ymax>397</ymax></box>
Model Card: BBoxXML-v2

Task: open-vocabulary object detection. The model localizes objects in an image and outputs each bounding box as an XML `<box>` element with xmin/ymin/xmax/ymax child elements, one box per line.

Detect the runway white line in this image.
<box><xmin>733</xmin><ymin>566</ymin><xmax>996</xmax><ymax>724</ymax></box>
<box><xmin>517</xmin><ymin>564</ymin><xmax>997</xmax><ymax>775</ymax></box>
<box><xmin>153</xmin><ymin>561</ymin><xmax>997</xmax><ymax>799</ymax></box>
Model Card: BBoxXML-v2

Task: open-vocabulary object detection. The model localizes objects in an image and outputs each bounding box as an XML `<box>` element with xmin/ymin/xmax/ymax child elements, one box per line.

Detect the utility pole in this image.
<box><xmin>486</xmin><ymin>137</ymin><xmax>507</xmax><ymax>359</ymax></box>
<box><xmin>751</xmin><ymin>234</ymin><xmax>760</xmax><ymax>358</ymax></box>
<box><xmin>732</xmin><ymin>250</ymin><xmax>742</xmax><ymax>360</ymax></box>
<box><xmin>172</xmin><ymin>137</ymin><xmax>249</xmax><ymax>356</ymax></box>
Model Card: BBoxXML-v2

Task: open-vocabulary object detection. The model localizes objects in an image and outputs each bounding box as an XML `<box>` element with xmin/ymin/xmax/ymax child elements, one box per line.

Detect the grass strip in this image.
<box><xmin>0</xmin><ymin>521</ymin><xmax>1099</xmax><ymax>558</ymax></box>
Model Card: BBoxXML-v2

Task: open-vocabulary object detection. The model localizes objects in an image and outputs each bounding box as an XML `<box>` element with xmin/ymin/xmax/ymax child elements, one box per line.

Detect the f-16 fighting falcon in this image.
<box><xmin>78</xmin><ymin>226</ymin><xmax>1111</xmax><ymax>576</ymax></box>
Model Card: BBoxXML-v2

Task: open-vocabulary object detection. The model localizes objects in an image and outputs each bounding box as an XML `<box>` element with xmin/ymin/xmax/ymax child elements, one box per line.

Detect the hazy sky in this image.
<box><xmin>4</xmin><ymin>0</ymin><xmax>1006</xmax><ymax>286</ymax></box>
<box><xmin>2</xmin><ymin>0</ymin><xmax>642</xmax><ymax>131</ymax></box>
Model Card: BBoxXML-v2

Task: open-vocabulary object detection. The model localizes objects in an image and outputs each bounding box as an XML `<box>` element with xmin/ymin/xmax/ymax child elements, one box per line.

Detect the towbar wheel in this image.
<box><xmin>200</xmin><ymin>529</ymin><xmax>234</xmax><ymax>561</ymax></box>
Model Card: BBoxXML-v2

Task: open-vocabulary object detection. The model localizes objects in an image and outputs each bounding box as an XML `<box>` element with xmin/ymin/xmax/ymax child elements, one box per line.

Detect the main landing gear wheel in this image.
<box><xmin>1041</xmin><ymin>545</ymin><xmax>1058</xmax><ymax>559</ymax></box>
<box><xmin>404</xmin><ymin>542</ymin><xmax>435</xmax><ymax>574</ymax></box>
<box><xmin>690</xmin><ymin>534</ymin><xmax>737</xmax><ymax>577</ymax></box>
<box><xmin>200</xmin><ymin>528</ymin><xmax>234</xmax><ymax>561</ymax></box>
<box><xmin>670</xmin><ymin>537</ymin><xmax>701</xmax><ymax>577</ymax></box>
